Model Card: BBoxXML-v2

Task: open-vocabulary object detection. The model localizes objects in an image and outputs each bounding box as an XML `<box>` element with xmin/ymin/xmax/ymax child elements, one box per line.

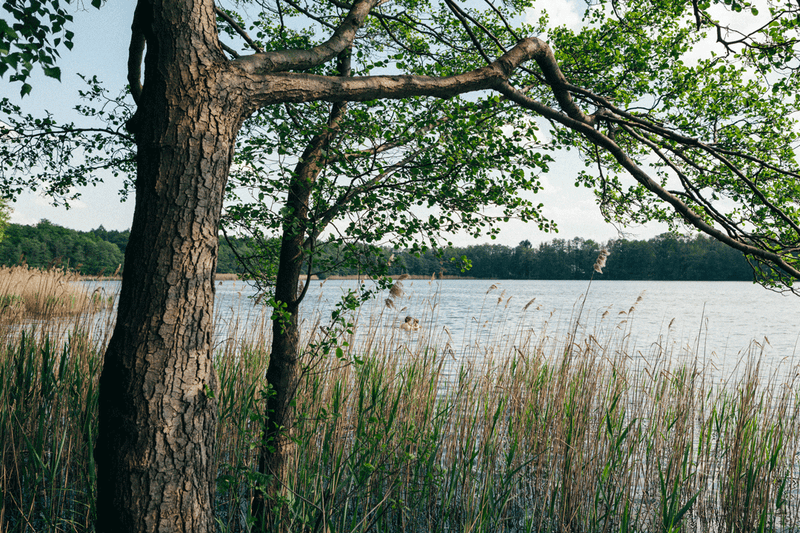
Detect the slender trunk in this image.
<box><xmin>251</xmin><ymin>237</ymin><xmax>304</xmax><ymax>531</ymax></box>
<box><xmin>94</xmin><ymin>1</ymin><xmax>243</xmax><ymax>530</ymax></box>
<box><xmin>251</xmin><ymin>174</ymin><xmax>309</xmax><ymax>531</ymax></box>
<box><xmin>251</xmin><ymin>99</ymin><xmax>347</xmax><ymax>529</ymax></box>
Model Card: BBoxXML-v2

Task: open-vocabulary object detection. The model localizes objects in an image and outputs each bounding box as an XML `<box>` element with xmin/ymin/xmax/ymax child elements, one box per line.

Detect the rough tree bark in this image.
<box><xmin>94</xmin><ymin>0</ymin><xmax>534</xmax><ymax>520</ymax></box>
<box><xmin>94</xmin><ymin>1</ymin><xmax>246</xmax><ymax>530</ymax></box>
<box><xmin>90</xmin><ymin>1</ymin><xmax>800</xmax><ymax>531</ymax></box>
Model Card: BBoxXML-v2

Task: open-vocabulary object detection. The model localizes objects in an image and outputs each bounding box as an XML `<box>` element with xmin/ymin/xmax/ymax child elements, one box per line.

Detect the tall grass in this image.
<box><xmin>0</xmin><ymin>266</ymin><xmax>114</xmax><ymax>321</ymax></box>
<box><xmin>1</xmin><ymin>276</ymin><xmax>799</xmax><ymax>532</ymax></box>
<box><xmin>0</xmin><ymin>324</ymin><xmax>105</xmax><ymax>531</ymax></box>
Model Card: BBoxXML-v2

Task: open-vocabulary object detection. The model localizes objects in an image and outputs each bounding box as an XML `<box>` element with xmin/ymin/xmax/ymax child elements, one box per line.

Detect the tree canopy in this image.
<box><xmin>315</xmin><ymin>234</ymin><xmax>754</xmax><ymax>281</ymax></box>
<box><xmin>0</xmin><ymin>0</ymin><xmax>101</xmax><ymax>95</ymax></box>
<box><xmin>1</xmin><ymin>221</ymin><xmax>751</xmax><ymax>279</ymax></box>
<box><xmin>3</xmin><ymin>0</ymin><xmax>800</xmax><ymax>288</ymax></box>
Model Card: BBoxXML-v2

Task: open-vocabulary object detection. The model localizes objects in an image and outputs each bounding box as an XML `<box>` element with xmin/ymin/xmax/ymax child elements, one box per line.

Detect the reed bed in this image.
<box><xmin>0</xmin><ymin>266</ymin><xmax>114</xmax><ymax>321</ymax></box>
<box><xmin>1</xmin><ymin>280</ymin><xmax>799</xmax><ymax>532</ymax></box>
<box><xmin>0</xmin><ymin>319</ymin><xmax>107</xmax><ymax>531</ymax></box>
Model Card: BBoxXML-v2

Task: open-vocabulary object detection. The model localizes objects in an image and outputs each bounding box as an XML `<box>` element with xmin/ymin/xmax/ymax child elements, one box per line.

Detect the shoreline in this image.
<box><xmin>320</xmin><ymin>274</ymin><xmax>474</xmax><ymax>280</ymax></box>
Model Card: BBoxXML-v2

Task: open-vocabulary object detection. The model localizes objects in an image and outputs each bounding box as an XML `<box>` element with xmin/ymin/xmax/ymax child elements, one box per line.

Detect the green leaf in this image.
<box><xmin>43</xmin><ymin>66</ymin><xmax>61</xmax><ymax>80</ymax></box>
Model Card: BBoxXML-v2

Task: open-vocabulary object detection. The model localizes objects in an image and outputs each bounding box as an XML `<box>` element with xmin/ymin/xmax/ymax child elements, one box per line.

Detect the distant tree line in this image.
<box><xmin>0</xmin><ymin>221</ymin><xmax>253</xmax><ymax>276</ymax></box>
<box><xmin>0</xmin><ymin>221</ymin><xmax>754</xmax><ymax>280</ymax></box>
<box><xmin>322</xmin><ymin>234</ymin><xmax>754</xmax><ymax>281</ymax></box>
<box><xmin>0</xmin><ymin>220</ymin><xmax>127</xmax><ymax>275</ymax></box>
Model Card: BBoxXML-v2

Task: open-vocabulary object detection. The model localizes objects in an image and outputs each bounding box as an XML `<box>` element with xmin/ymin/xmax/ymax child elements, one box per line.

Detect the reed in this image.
<box><xmin>0</xmin><ymin>266</ymin><xmax>114</xmax><ymax>321</ymax></box>
<box><xmin>1</xmin><ymin>278</ymin><xmax>798</xmax><ymax>532</ymax></box>
<box><xmin>0</xmin><ymin>326</ymin><xmax>104</xmax><ymax>531</ymax></box>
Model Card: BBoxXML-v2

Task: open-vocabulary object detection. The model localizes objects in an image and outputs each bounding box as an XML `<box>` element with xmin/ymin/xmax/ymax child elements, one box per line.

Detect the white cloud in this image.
<box><xmin>10</xmin><ymin>184</ymin><xmax>132</xmax><ymax>231</ymax></box>
<box><xmin>9</xmin><ymin>210</ymin><xmax>37</xmax><ymax>226</ymax></box>
<box><xmin>526</xmin><ymin>0</ymin><xmax>587</xmax><ymax>33</ymax></box>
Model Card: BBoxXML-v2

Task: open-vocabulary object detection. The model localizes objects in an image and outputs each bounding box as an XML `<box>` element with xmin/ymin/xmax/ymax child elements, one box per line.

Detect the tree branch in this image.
<box><xmin>311</xmin><ymin>143</ymin><xmax>432</xmax><ymax>237</ymax></box>
<box><xmin>215</xmin><ymin>7</ymin><xmax>264</xmax><ymax>53</ymax></box>
<box><xmin>443</xmin><ymin>0</ymin><xmax>493</xmax><ymax>65</ymax></box>
<box><xmin>219</xmin><ymin>41</ymin><xmax>240</xmax><ymax>58</ymax></box>
<box><xmin>237</xmin><ymin>37</ymin><xmax>561</xmax><ymax>107</ymax></box>
<box><xmin>233</xmin><ymin>0</ymin><xmax>378</xmax><ymax>74</ymax></box>
<box><xmin>597</xmin><ymin>108</ymin><xmax>800</xmax><ymax>238</ymax></box>
<box><xmin>127</xmin><ymin>1</ymin><xmax>147</xmax><ymax>105</ymax></box>
<box><xmin>278</xmin><ymin>0</ymin><xmax>338</xmax><ymax>31</ymax></box>
<box><xmin>495</xmin><ymin>81</ymin><xmax>800</xmax><ymax>279</ymax></box>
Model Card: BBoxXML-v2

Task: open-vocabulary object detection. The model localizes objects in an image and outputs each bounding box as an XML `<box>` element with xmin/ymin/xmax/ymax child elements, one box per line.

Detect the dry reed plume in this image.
<box><xmin>0</xmin><ymin>265</ymin><xmax>114</xmax><ymax>322</ymax></box>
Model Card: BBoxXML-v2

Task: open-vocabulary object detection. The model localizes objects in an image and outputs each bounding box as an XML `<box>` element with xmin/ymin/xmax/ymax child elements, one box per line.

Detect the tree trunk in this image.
<box><xmin>251</xmin><ymin>166</ymin><xmax>313</xmax><ymax>531</ymax></box>
<box><xmin>251</xmin><ymin>103</ymin><xmax>345</xmax><ymax>529</ymax></box>
<box><xmin>251</xmin><ymin>228</ymin><xmax>305</xmax><ymax>530</ymax></box>
<box><xmin>91</xmin><ymin>2</ymin><xmax>549</xmax><ymax>530</ymax></box>
<box><xmin>94</xmin><ymin>1</ymin><xmax>243</xmax><ymax>530</ymax></box>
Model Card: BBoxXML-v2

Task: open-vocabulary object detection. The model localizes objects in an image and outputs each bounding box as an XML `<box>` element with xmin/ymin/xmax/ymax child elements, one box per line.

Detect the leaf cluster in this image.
<box><xmin>0</xmin><ymin>0</ymin><xmax>100</xmax><ymax>95</ymax></box>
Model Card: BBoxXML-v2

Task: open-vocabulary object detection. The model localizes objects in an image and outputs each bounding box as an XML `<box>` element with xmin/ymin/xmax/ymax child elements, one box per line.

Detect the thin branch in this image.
<box><xmin>621</xmin><ymin>125</ymin><xmax>743</xmax><ymax>238</ymax></box>
<box><xmin>215</xmin><ymin>7</ymin><xmax>264</xmax><ymax>53</ymax></box>
<box><xmin>220</xmin><ymin>225</ymin><xmax>262</xmax><ymax>282</ymax></box>
<box><xmin>448</xmin><ymin>0</ymin><xmax>509</xmax><ymax>58</ymax></box>
<box><xmin>373</xmin><ymin>8</ymin><xmax>465</xmax><ymax>53</ymax></box>
<box><xmin>332</xmin><ymin>113</ymin><xmax>447</xmax><ymax>163</ymax></box>
<box><xmin>279</xmin><ymin>0</ymin><xmax>338</xmax><ymax>31</ymax></box>
<box><xmin>311</xmin><ymin>143</ymin><xmax>432</xmax><ymax>237</ymax></box>
<box><xmin>127</xmin><ymin>1</ymin><xmax>147</xmax><ymax>105</ymax></box>
<box><xmin>483</xmin><ymin>0</ymin><xmax>521</xmax><ymax>42</ymax></box>
<box><xmin>443</xmin><ymin>0</ymin><xmax>493</xmax><ymax>65</ymax></box>
<box><xmin>234</xmin><ymin>0</ymin><xmax>379</xmax><ymax>74</ymax></box>
<box><xmin>7</xmin><ymin>125</ymin><xmax>135</xmax><ymax>144</ymax></box>
<box><xmin>604</xmin><ymin>110</ymin><xmax>800</xmax><ymax>238</ymax></box>
<box><xmin>495</xmin><ymin>81</ymin><xmax>800</xmax><ymax>279</ymax></box>
<box><xmin>713</xmin><ymin>9</ymin><xmax>800</xmax><ymax>52</ymax></box>
<box><xmin>375</xmin><ymin>14</ymin><xmax>442</xmax><ymax>63</ymax></box>
<box><xmin>713</xmin><ymin>146</ymin><xmax>800</xmax><ymax>180</ymax></box>
<box><xmin>219</xmin><ymin>41</ymin><xmax>240</xmax><ymax>58</ymax></box>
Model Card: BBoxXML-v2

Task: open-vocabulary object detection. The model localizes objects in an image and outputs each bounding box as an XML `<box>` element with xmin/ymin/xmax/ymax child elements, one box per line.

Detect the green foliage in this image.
<box><xmin>3</xmin><ymin>290</ymin><xmax>799</xmax><ymax>532</ymax></box>
<box><xmin>0</xmin><ymin>197</ymin><xmax>11</xmax><ymax>242</ymax></box>
<box><xmin>3</xmin><ymin>0</ymin><xmax>800</xmax><ymax>290</ymax></box>
<box><xmin>535</xmin><ymin>0</ymin><xmax>800</xmax><ymax>288</ymax></box>
<box><xmin>17</xmin><ymin>223</ymin><xmax>745</xmax><ymax>280</ymax></box>
<box><xmin>657</xmin><ymin>448</ymin><xmax>699</xmax><ymax>532</ymax></box>
<box><xmin>0</xmin><ymin>221</ymin><xmax>124</xmax><ymax>275</ymax></box>
<box><xmin>217</xmin><ymin>234</ymin><xmax>256</xmax><ymax>275</ymax></box>
<box><xmin>88</xmin><ymin>224</ymin><xmax>129</xmax><ymax>256</ymax></box>
<box><xmin>318</xmin><ymin>234</ymin><xmax>753</xmax><ymax>281</ymax></box>
<box><xmin>1</xmin><ymin>330</ymin><xmax>102</xmax><ymax>531</ymax></box>
<box><xmin>0</xmin><ymin>0</ymin><xmax>101</xmax><ymax>95</ymax></box>
<box><xmin>0</xmin><ymin>77</ymin><xmax>135</xmax><ymax>203</ymax></box>
<box><xmin>224</xmin><ymin>91</ymin><xmax>555</xmax><ymax>291</ymax></box>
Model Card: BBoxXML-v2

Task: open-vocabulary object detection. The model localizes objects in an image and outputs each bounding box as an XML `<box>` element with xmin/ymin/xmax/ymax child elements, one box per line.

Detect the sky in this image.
<box><xmin>0</xmin><ymin>0</ymin><xmax>682</xmax><ymax>247</ymax></box>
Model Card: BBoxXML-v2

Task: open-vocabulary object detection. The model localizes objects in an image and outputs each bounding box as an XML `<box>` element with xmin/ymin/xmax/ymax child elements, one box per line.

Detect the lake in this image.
<box><xmin>214</xmin><ymin>278</ymin><xmax>800</xmax><ymax>381</ymax></box>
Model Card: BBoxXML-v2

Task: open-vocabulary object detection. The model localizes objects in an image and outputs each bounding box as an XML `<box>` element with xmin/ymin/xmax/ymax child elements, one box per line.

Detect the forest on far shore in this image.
<box><xmin>0</xmin><ymin>220</ymin><xmax>754</xmax><ymax>281</ymax></box>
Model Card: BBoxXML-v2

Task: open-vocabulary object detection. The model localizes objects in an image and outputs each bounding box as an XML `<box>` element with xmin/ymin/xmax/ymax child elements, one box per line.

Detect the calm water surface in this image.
<box><xmin>213</xmin><ymin>278</ymin><xmax>800</xmax><ymax>379</ymax></box>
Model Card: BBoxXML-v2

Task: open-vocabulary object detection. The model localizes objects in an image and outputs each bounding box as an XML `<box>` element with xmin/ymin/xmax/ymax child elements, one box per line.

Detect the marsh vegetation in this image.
<box><xmin>1</xmin><ymin>268</ymin><xmax>798</xmax><ymax>532</ymax></box>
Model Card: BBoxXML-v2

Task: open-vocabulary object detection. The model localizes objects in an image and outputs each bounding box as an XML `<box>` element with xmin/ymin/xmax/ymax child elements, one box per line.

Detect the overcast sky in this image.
<box><xmin>0</xmin><ymin>1</ymin><xmax>679</xmax><ymax>247</ymax></box>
